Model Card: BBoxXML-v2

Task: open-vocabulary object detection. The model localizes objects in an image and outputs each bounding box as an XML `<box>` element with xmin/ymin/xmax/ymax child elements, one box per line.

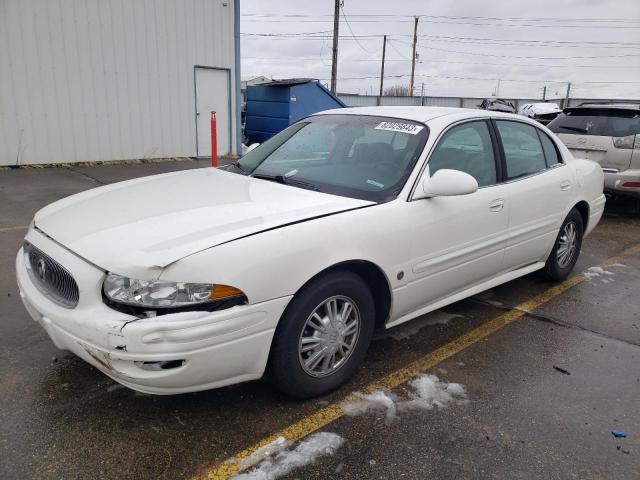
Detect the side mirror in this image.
<box><xmin>241</xmin><ymin>143</ymin><xmax>260</xmax><ymax>156</ymax></box>
<box><xmin>415</xmin><ymin>169</ymin><xmax>479</xmax><ymax>199</ymax></box>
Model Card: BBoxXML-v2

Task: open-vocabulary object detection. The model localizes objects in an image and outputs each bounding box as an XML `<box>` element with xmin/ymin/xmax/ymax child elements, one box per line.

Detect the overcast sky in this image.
<box><xmin>240</xmin><ymin>0</ymin><xmax>640</xmax><ymax>100</ymax></box>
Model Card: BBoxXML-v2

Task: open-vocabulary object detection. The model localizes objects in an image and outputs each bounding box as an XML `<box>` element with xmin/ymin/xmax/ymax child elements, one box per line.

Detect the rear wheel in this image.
<box><xmin>543</xmin><ymin>208</ymin><xmax>584</xmax><ymax>281</ymax></box>
<box><xmin>269</xmin><ymin>271</ymin><xmax>375</xmax><ymax>398</ymax></box>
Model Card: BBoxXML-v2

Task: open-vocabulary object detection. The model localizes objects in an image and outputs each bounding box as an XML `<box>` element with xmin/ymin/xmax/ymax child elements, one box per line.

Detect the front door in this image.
<box><xmin>195</xmin><ymin>67</ymin><xmax>230</xmax><ymax>157</ymax></box>
<box><xmin>400</xmin><ymin>120</ymin><xmax>509</xmax><ymax>317</ymax></box>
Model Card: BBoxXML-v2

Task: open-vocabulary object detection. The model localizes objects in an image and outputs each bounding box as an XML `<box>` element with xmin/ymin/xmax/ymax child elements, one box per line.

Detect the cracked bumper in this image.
<box><xmin>16</xmin><ymin>229</ymin><xmax>291</xmax><ymax>394</ymax></box>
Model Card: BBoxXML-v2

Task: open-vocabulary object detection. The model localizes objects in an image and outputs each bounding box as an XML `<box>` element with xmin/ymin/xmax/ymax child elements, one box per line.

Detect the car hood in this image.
<box><xmin>34</xmin><ymin>168</ymin><xmax>372</xmax><ymax>276</ymax></box>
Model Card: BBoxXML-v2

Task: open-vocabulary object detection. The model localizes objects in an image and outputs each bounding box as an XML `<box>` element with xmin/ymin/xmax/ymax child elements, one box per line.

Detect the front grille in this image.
<box><xmin>24</xmin><ymin>242</ymin><xmax>79</xmax><ymax>309</ymax></box>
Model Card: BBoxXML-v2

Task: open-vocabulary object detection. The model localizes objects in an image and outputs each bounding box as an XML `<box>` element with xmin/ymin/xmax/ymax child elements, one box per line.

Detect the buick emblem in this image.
<box><xmin>36</xmin><ymin>258</ymin><xmax>47</xmax><ymax>281</ymax></box>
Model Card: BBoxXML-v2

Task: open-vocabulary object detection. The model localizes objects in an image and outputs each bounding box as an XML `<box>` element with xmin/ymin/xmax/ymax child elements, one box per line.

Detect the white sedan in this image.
<box><xmin>17</xmin><ymin>107</ymin><xmax>605</xmax><ymax>398</ymax></box>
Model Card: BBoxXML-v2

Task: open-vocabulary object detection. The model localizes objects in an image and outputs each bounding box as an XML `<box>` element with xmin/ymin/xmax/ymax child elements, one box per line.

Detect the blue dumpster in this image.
<box><xmin>244</xmin><ymin>78</ymin><xmax>346</xmax><ymax>143</ymax></box>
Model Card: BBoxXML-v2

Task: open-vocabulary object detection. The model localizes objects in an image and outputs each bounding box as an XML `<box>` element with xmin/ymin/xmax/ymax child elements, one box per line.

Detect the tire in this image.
<box><xmin>543</xmin><ymin>208</ymin><xmax>584</xmax><ymax>281</ymax></box>
<box><xmin>269</xmin><ymin>271</ymin><xmax>375</xmax><ymax>399</ymax></box>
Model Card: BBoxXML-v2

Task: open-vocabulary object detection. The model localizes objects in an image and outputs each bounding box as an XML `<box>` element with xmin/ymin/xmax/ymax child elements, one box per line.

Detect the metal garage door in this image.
<box><xmin>195</xmin><ymin>66</ymin><xmax>231</xmax><ymax>157</ymax></box>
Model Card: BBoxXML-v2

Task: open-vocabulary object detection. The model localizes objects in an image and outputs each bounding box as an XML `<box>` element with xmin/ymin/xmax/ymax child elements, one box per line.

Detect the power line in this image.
<box><xmin>315</xmin><ymin>73</ymin><xmax>640</xmax><ymax>84</ymax></box>
<box><xmin>242</xmin><ymin>18</ymin><xmax>640</xmax><ymax>29</ymax></box>
<box><xmin>240</xmin><ymin>33</ymin><xmax>640</xmax><ymax>49</ymax></box>
<box><xmin>408</xmin><ymin>42</ymin><xmax>640</xmax><ymax>59</ymax></box>
<box><xmin>339</xmin><ymin>5</ymin><xmax>380</xmax><ymax>54</ymax></box>
<box><xmin>387</xmin><ymin>39</ymin><xmax>410</xmax><ymax>59</ymax></box>
<box><xmin>242</xmin><ymin>13</ymin><xmax>640</xmax><ymax>23</ymax></box>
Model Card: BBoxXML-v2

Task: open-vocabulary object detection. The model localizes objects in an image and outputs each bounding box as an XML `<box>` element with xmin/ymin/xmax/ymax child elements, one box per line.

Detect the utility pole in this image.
<box><xmin>379</xmin><ymin>35</ymin><xmax>387</xmax><ymax>97</ymax></box>
<box><xmin>564</xmin><ymin>82</ymin><xmax>572</xmax><ymax>108</ymax></box>
<box><xmin>409</xmin><ymin>16</ymin><xmax>419</xmax><ymax>96</ymax></box>
<box><xmin>330</xmin><ymin>0</ymin><xmax>341</xmax><ymax>94</ymax></box>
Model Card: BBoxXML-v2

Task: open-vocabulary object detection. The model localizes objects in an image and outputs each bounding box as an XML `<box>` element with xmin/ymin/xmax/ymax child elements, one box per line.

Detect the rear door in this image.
<box><xmin>495</xmin><ymin>120</ymin><xmax>573</xmax><ymax>269</ymax></box>
<box><xmin>548</xmin><ymin>108</ymin><xmax>639</xmax><ymax>172</ymax></box>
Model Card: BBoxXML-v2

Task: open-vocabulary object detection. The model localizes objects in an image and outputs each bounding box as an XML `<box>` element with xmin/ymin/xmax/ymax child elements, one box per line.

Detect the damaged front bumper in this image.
<box><xmin>16</xmin><ymin>228</ymin><xmax>291</xmax><ymax>394</ymax></box>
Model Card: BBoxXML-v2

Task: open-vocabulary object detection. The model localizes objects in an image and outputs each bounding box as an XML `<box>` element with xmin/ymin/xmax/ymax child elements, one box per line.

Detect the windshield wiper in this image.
<box><xmin>557</xmin><ymin>125</ymin><xmax>588</xmax><ymax>133</ymax></box>
<box><xmin>251</xmin><ymin>172</ymin><xmax>287</xmax><ymax>184</ymax></box>
<box><xmin>251</xmin><ymin>172</ymin><xmax>320</xmax><ymax>191</ymax></box>
<box><xmin>223</xmin><ymin>162</ymin><xmax>249</xmax><ymax>174</ymax></box>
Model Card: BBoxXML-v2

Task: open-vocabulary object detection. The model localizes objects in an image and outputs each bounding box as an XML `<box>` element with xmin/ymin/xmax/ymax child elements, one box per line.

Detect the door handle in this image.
<box><xmin>560</xmin><ymin>180</ymin><xmax>572</xmax><ymax>191</ymax></box>
<box><xmin>489</xmin><ymin>198</ymin><xmax>505</xmax><ymax>212</ymax></box>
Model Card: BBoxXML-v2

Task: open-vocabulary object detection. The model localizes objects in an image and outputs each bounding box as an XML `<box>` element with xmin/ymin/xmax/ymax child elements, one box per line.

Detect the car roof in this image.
<box><xmin>572</xmin><ymin>102</ymin><xmax>640</xmax><ymax>111</ymax></box>
<box><xmin>314</xmin><ymin>106</ymin><xmax>518</xmax><ymax>124</ymax></box>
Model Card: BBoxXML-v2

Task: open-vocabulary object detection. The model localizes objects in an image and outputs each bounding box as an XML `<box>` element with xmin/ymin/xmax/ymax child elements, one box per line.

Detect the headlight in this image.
<box><xmin>103</xmin><ymin>272</ymin><xmax>245</xmax><ymax>309</ymax></box>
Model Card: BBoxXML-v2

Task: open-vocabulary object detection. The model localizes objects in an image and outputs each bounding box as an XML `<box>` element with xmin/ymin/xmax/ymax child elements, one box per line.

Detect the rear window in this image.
<box><xmin>548</xmin><ymin>109</ymin><xmax>640</xmax><ymax>137</ymax></box>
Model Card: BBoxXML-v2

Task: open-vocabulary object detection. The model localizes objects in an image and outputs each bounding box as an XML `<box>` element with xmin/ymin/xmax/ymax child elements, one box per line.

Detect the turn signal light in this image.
<box><xmin>209</xmin><ymin>284</ymin><xmax>245</xmax><ymax>300</ymax></box>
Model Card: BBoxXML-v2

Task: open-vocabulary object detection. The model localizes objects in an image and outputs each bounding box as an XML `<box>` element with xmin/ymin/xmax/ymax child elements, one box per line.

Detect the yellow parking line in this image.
<box><xmin>197</xmin><ymin>241</ymin><xmax>640</xmax><ymax>480</ymax></box>
<box><xmin>0</xmin><ymin>225</ymin><xmax>28</xmax><ymax>233</ymax></box>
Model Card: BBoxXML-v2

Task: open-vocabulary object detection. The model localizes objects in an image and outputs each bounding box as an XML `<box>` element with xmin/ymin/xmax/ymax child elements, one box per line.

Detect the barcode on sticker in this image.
<box><xmin>375</xmin><ymin>121</ymin><xmax>424</xmax><ymax>135</ymax></box>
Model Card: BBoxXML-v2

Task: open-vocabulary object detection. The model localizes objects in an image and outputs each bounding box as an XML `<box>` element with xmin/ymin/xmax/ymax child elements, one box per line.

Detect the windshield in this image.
<box><xmin>548</xmin><ymin>109</ymin><xmax>640</xmax><ymax>137</ymax></box>
<box><xmin>236</xmin><ymin>114</ymin><xmax>429</xmax><ymax>202</ymax></box>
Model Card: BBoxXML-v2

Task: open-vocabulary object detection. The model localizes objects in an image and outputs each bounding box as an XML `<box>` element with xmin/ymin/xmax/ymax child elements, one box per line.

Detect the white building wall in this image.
<box><xmin>0</xmin><ymin>0</ymin><xmax>238</xmax><ymax>166</ymax></box>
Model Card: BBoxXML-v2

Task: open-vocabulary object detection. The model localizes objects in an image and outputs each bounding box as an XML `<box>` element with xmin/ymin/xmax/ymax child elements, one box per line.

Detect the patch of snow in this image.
<box><xmin>388</xmin><ymin>312</ymin><xmax>463</xmax><ymax>340</ymax></box>
<box><xmin>343</xmin><ymin>374</ymin><xmax>467</xmax><ymax>422</ymax></box>
<box><xmin>343</xmin><ymin>391</ymin><xmax>398</xmax><ymax>422</ymax></box>
<box><xmin>231</xmin><ymin>432</ymin><xmax>344</xmax><ymax>480</ymax></box>
<box><xmin>398</xmin><ymin>375</ymin><xmax>468</xmax><ymax>412</ymax></box>
<box><xmin>585</xmin><ymin>266</ymin><xmax>615</xmax><ymax>282</ymax></box>
<box><xmin>588</xmin><ymin>266</ymin><xmax>614</xmax><ymax>276</ymax></box>
<box><xmin>239</xmin><ymin>437</ymin><xmax>289</xmax><ymax>470</ymax></box>
<box><xmin>610</xmin><ymin>263</ymin><xmax>628</xmax><ymax>269</ymax></box>
<box><xmin>583</xmin><ymin>271</ymin><xmax>600</xmax><ymax>281</ymax></box>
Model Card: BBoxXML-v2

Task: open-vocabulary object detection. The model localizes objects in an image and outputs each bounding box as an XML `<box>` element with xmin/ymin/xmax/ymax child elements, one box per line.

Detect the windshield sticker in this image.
<box><xmin>366</xmin><ymin>179</ymin><xmax>385</xmax><ymax>188</ymax></box>
<box><xmin>375</xmin><ymin>121</ymin><xmax>424</xmax><ymax>135</ymax></box>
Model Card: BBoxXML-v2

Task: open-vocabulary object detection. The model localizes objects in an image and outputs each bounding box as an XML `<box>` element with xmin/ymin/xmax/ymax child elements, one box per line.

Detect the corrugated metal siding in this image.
<box><xmin>338</xmin><ymin>95</ymin><xmax>378</xmax><ymax>107</ymax></box>
<box><xmin>423</xmin><ymin>97</ymin><xmax>461</xmax><ymax>108</ymax></box>
<box><xmin>461</xmin><ymin>98</ymin><xmax>483</xmax><ymax>109</ymax></box>
<box><xmin>0</xmin><ymin>0</ymin><xmax>237</xmax><ymax>165</ymax></box>
<box><xmin>379</xmin><ymin>96</ymin><xmax>421</xmax><ymax>106</ymax></box>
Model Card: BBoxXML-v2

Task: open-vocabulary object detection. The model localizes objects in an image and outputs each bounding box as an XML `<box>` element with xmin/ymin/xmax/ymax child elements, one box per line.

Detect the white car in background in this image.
<box><xmin>548</xmin><ymin>102</ymin><xmax>640</xmax><ymax>201</ymax></box>
<box><xmin>17</xmin><ymin>107</ymin><xmax>605</xmax><ymax>398</ymax></box>
<box><xmin>519</xmin><ymin>102</ymin><xmax>562</xmax><ymax>125</ymax></box>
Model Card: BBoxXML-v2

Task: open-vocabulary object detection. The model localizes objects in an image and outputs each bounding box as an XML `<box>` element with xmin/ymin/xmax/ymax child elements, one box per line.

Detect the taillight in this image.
<box><xmin>612</xmin><ymin>135</ymin><xmax>635</xmax><ymax>149</ymax></box>
<box><xmin>622</xmin><ymin>182</ymin><xmax>640</xmax><ymax>189</ymax></box>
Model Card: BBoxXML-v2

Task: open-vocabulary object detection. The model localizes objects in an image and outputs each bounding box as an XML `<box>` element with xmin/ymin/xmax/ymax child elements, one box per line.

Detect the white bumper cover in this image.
<box><xmin>16</xmin><ymin>229</ymin><xmax>291</xmax><ymax>394</ymax></box>
<box><xmin>586</xmin><ymin>194</ymin><xmax>607</xmax><ymax>237</ymax></box>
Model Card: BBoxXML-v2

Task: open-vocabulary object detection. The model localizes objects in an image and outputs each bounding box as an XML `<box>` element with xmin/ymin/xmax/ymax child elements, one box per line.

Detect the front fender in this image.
<box><xmin>158</xmin><ymin>201</ymin><xmax>409</xmax><ymax>305</ymax></box>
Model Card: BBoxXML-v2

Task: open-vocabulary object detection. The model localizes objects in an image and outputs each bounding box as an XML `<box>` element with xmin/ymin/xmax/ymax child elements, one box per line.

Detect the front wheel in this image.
<box><xmin>543</xmin><ymin>208</ymin><xmax>584</xmax><ymax>281</ymax></box>
<box><xmin>269</xmin><ymin>271</ymin><xmax>375</xmax><ymax>399</ymax></box>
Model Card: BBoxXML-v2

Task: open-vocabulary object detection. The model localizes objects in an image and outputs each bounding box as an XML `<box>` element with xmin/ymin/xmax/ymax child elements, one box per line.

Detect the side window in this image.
<box><xmin>496</xmin><ymin>121</ymin><xmax>547</xmax><ymax>179</ymax></box>
<box><xmin>428</xmin><ymin>121</ymin><xmax>497</xmax><ymax>187</ymax></box>
<box><xmin>538</xmin><ymin>131</ymin><xmax>561</xmax><ymax>166</ymax></box>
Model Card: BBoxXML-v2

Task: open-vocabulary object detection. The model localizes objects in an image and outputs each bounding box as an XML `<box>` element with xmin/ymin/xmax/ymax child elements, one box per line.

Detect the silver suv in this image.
<box><xmin>548</xmin><ymin>102</ymin><xmax>640</xmax><ymax>200</ymax></box>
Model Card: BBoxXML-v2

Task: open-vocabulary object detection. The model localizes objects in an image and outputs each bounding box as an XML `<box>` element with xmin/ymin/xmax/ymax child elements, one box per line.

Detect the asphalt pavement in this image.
<box><xmin>1</xmin><ymin>160</ymin><xmax>639</xmax><ymax>479</ymax></box>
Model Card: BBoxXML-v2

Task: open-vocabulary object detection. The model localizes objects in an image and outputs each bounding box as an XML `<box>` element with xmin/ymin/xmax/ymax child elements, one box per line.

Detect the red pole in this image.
<box><xmin>210</xmin><ymin>111</ymin><xmax>218</xmax><ymax>167</ymax></box>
